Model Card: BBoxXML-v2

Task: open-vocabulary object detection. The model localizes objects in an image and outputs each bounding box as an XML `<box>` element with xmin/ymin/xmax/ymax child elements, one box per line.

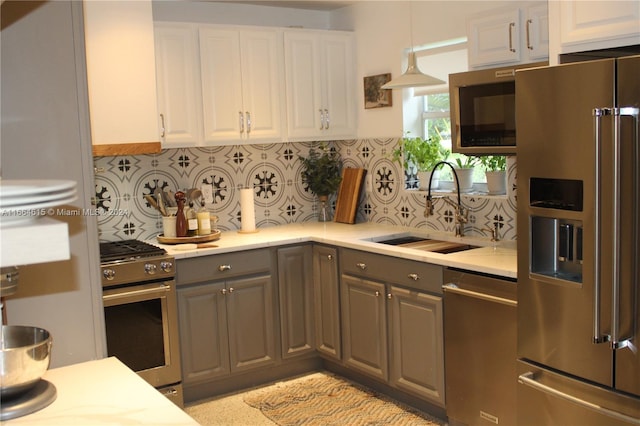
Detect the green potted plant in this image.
<box><xmin>391</xmin><ymin>134</ymin><xmax>449</xmax><ymax>190</ymax></box>
<box><xmin>299</xmin><ymin>144</ymin><xmax>343</xmax><ymax>221</ymax></box>
<box><xmin>479</xmin><ymin>155</ymin><xmax>507</xmax><ymax>195</ymax></box>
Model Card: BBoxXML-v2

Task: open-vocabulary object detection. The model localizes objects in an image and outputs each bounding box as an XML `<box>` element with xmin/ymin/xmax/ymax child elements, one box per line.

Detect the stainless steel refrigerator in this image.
<box><xmin>516</xmin><ymin>55</ymin><xmax>640</xmax><ymax>425</ymax></box>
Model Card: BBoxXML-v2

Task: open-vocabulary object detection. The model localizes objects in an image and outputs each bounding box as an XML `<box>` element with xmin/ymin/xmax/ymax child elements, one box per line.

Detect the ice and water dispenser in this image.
<box><xmin>529</xmin><ymin>178</ymin><xmax>584</xmax><ymax>284</ymax></box>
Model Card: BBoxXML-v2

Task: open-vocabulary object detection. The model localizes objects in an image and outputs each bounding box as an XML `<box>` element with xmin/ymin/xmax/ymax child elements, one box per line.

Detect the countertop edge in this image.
<box><xmin>153</xmin><ymin>223</ymin><xmax>517</xmax><ymax>279</ymax></box>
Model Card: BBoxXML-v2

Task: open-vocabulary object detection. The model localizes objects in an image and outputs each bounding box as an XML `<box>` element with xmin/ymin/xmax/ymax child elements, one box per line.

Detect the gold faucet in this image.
<box><xmin>424</xmin><ymin>161</ymin><xmax>469</xmax><ymax>237</ymax></box>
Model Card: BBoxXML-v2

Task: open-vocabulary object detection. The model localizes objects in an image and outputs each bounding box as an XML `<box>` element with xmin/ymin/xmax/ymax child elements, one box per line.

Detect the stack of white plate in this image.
<box><xmin>0</xmin><ymin>180</ymin><xmax>77</xmax><ymax>228</ymax></box>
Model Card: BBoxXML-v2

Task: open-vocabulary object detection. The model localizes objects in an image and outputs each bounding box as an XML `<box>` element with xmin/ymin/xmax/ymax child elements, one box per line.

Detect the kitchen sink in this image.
<box><xmin>375</xmin><ymin>236</ymin><xmax>479</xmax><ymax>254</ymax></box>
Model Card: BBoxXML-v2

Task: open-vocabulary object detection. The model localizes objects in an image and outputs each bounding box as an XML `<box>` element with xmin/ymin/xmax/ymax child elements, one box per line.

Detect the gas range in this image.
<box><xmin>99</xmin><ymin>240</ymin><xmax>174</xmax><ymax>288</ymax></box>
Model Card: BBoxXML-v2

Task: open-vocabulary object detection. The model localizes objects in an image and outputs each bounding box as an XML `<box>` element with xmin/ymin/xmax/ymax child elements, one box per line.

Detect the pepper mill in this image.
<box><xmin>175</xmin><ymin>191</ymin><xmax>188</xmax><ymax>237</ymax></box>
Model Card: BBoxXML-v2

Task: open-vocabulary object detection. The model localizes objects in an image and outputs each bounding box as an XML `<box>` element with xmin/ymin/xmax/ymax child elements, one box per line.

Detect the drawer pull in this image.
<box><xmin>218</xmin><ymin>264</ymin><xmax>232</xmax><ymax>272</ymax></box>
<box><xmin>356</xmin><ymin>262</ymin><xmax>367</xmax><ymax>270</ymax></box>
<box><xmin>407</xmin><ymin>273</ymin><xmax>420</xmax><ymax>281</ymax></box>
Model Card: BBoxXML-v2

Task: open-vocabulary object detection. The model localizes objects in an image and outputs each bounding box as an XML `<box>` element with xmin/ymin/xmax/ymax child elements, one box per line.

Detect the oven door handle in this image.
<box><xmin>103</xmin><ymin>283</ymin><xmax>171</xmax><ymax>306</ymax></box>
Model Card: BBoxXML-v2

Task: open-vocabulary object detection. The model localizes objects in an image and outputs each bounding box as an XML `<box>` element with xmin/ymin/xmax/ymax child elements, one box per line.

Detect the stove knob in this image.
<box><xmin>144</xmin><ymin>263</ymin><xmax>157</xmax><ymax>275</ymax></box>
<box><xmin>160</xmin><ymin>261</ymin><xmax>174</xmax><ymax>273</ymax></box>
<box><xmin>103</xmin><ymin>269</ymin><xmax>116</xmax><ymax>281</ymax></box>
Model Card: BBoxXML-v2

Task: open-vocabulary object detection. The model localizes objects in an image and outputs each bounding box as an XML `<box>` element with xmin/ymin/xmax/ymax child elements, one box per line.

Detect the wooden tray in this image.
<box><xmin>157</xmin><ymin>229</ymin><xmax>221</xmax><ymax>245</ymax></box>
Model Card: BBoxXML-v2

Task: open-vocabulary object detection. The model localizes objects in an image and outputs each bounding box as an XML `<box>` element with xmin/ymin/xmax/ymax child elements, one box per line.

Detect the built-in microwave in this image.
<box><xmin>449</xmin><ymin>62</ymin><xmax>547</xmax><ymax>155</ymax></box>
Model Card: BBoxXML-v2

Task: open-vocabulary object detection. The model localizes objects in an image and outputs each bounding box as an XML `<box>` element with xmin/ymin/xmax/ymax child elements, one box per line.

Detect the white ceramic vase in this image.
<box><xmin>486</xmin><ymin>170</ymin><xmax>506</xmax><ymax>195</ymax></box>
<box><xmin>453</xmin><ymin>168</ymin><xmax>474</xmax><ymax>193</ymax></box>
<box><xmin>418</xmin><ymin>170</ymin><xmax>440</xmax><ymax>190</ymax></box>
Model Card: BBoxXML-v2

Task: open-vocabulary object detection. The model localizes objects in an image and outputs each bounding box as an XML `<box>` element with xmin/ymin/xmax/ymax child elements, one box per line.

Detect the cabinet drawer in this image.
<box><xmin>340</xmin><ymin>248</ymin><xmax>443</xmax><ymax>295</ymax></box>
<box><xmin>177</xmin><ymin>249</ymin><xmax>272</xmax><ymax>285</ymax></box>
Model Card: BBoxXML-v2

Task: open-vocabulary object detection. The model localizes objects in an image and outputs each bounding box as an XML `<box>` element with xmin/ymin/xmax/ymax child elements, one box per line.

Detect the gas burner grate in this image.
<box><xmin>99</xmin><ymin>240</ymin><xmax>166</xmax><ymax>263</ymax></box>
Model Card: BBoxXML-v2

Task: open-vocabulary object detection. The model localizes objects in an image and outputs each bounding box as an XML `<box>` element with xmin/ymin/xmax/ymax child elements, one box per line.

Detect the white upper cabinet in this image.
<box><xmin>467</xmin><ymin>1</ymin><xmax>549</xmax><ymax>69</ymax></box>
<box><xmin>554</xmin><ymin>1</ymin><xmax>640</xmax><ymax>54</ymax></box>
<box><xmin>154</xmin><ymin>24</ymin><xmax>202</xmax><ymax>147</ymax></box>
<box><xmin>83</xmin><ymin>0</ymin><xmax>160</xmax><ymax>151</ymax></box>
<box><xmin>284</xmin><ymin>30</ymin><xmax>356</xmax><ymax>141</ymax></box>
<box><xmin>155</xmin><ymin>24</ymin><xmax>285</xmax><ymax>146</ymax></box>
<box><xmin>199</xmin><ymin>28</ymin><xmax>285</xmax><ymax>144</ymax></box>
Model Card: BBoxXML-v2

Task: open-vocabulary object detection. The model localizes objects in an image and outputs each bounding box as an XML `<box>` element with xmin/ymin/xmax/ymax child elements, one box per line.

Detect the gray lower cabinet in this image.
<box><xmin>340</xmin><ymin>248</ymin><xmax>445</xmax><ymax>407</ymax></box>
<box><xmin>277</xmin><ymin>244</ymin><xmax>315</xmax><ymax>359</ymax></box>
<box><xmin>312</xmin><ymin>245</ymin><xmax>341</xmax><ymax>360</ymax></box>
<box><xmin>389</xmin><ymin>285</ymin><xmax>444</xmax><ymax>405</ymax></box>
<box><xmin>341</xmin><ymin>275</ymin><xmax>388</xmax><ymax>380</ymax></box>
<box><xmin>177</xmin><ymin>249</ymin><xmax>276</xmax><ymax>386</ymax></box>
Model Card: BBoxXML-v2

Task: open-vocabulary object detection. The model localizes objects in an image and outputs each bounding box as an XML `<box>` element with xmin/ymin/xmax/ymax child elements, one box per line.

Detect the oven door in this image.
<box><xmin>102</xmin><ymin>280</ymin><xmax>181</xmax><ymax>389</ymax></box>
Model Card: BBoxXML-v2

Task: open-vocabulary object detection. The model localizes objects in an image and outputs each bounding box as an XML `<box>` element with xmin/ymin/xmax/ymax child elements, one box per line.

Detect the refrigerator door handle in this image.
<box><xmin>518</xmin><ymin>372</ymin><xmax>640</xmax><ymax>425</ymax></box>
<box><xmin>592</xmin><ymin>107</ymin><xmax>609</xmax><ymax>344</ymax></box>
<box><xmin>611</xmin><ymin>106</ymin><xmax>639</xmax><ymax>350</ymax></box>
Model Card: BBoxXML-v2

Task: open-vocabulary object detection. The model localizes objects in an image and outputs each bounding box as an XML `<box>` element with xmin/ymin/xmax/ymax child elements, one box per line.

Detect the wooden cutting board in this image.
<box><xmin>334</xmin><ymin>168</ymin><xmax>366</xmax><ymax>224</ymax></box>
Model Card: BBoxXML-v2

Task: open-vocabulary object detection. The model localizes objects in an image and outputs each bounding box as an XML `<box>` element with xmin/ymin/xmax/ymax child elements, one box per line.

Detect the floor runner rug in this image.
<box><xmin>243</xmin><ymin>373</ymin><xmax>444</xmax><ymax>426</ymax></box>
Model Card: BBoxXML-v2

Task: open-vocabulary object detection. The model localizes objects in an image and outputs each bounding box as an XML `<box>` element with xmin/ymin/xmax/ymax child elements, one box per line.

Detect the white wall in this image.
<box><xmin>333</xmin><ymin>1</ymin><xmax>505</xmax><ymax>138</ymax></box>
<box><xmin>153</xmin><ymin>0</ymin><xmax>336</xmax><ymax>29</ymax></box>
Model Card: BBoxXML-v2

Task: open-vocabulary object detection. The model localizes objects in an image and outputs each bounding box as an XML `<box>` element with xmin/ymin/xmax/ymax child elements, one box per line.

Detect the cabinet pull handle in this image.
<box><xmin>159</xmin><ymin>113</ymin><xmax>166</xmax><ymax>138</ymax></box>
<box><xmin>327</xmin><ymin>254</ymin><xmax>333</xmax><ymax>261</ymax></box>
<box><xmin>324</xmin><ymin>109</ymin><xmax>329</xmax><ymax>129</ymax></box>
<box><xmin>375</xmin><ymin>291</ymin><xmax>380</xmax><ymax>297</ymax></box>
<box><xmin>407</xmin><ymin>273</ymin><xmax>419</xmax><ymax>281</ymax></box>
<box><xmin>239</xmin><ymin>111</ymin><xmax>244</xmax><ymax>133</ymax></box>
<box><xmin>319</xmin><ymin>109</ymin><xmax>324</xmax><ymax>130</ymax></box>
<box><xmin>387</xmin><ymin>293</ymin><xmax>392</xmax><ymax>299</ymax></box>
<box><xmin>356</xmin><ymin>262</ymin><xmax>367</xmax><ymax>270</ymax></box>
<box><xmin>526</xmin><ymin>18</ymin><xmax>533</xmax><ymax>50</ymax></box>
<box><xmin>228</xmin><ymin>287</ymin><xmax>234</xmax><ymax>293</ymax></box>
<box><xmin>246</xmin><ymin>111</ymin><xmax>251</xmax><ymax>134</ymax></box>
<box><xmin>220</xmin><ymin>288</ymin><xmax>227</xmax><ymax>295</ymax></box>
<box><xmin>508</xmin><ymin>22</ymin><xmax>516</xmax><ymax>52</ymax></box>
<box><xmin>218</xmin><ymin>264</ymin><xmax>232</xmax><ymax>272</ymax></box>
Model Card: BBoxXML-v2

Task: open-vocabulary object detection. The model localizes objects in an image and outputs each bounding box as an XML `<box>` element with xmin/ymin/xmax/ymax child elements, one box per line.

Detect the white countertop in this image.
<box><xmin>156</xmin><ymin>222</ymin><xmax>517</xmax><ymax>279</ymax></box>
<box><xmin>5</xmin><ymin>357</ymin><xmax>199</xmax><ymax>425</ymax></box>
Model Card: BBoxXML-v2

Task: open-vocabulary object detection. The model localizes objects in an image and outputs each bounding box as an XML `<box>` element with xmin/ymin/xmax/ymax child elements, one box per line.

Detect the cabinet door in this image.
<box><xmin>389</xmin><ymin>286</ymin><xmax>445</xmax><ymax>406</ymax></box>
<box><xmin>313</xmin><ymin>245</ymin><xmax>341</xmax><ymax>360</ymax></box>
<box><xmin>468</xmin><ymin>7</ymin><xmax>522</xmax><ymax>68</ymax></box>
<box><xmin>199</xmin><ymin>27</ymin><xmax>244</xmax><ymax>143</ymax></box>
<box><xmin>559</xmin><ymin>1</ymin><xmax>640</xmax><ymax>51</ymax></box>
<box><xmin>525</xmin><ymin>3</ymin><xmax>549</xmax><ymax>60</ymax></box>
<box><xmin>321</xmin><ymin>33</ymin><xmax>356</xmax><ymax>139</ymax></box>
<box><xmin>177</xmin><ymin>282</ymin><xmax>229</xmax><ymax>385</ymax></box>
<box><xmin>238</xmin><ymin>29</ymin><xmax>285</xmax><ymax>142</ymax></box>
<box><xmin>200</xmin><ymin>28</ymin><xmax>283</xmax><ymax>144</ymax></box>
<box><xmin>278</xmin><ymin>245</ymin><xmax>315</xmax><ymax>359</ymax></box>
<box><xmin>226</xmin><ymin>274</ymin><xmax>276</xmax><ymax>372</ymax></box>
<box><xmin>283</xmin><ymin>32</ymin><xmax>324</xmax><ymax>140</ymax></box>
<box><xmin>84</xmin><ymin>0</ymin><xmax>160</xmax><ymax>148</ymax></box>
<box><xmin>154</xmin><ymin>23</ymin><xmax>202</xmax><ymax>147</ymax></box>
<box><xmin>341</xmin><ymin>275</ymin><xmax>388</xmax><ymax>381</ymax></box>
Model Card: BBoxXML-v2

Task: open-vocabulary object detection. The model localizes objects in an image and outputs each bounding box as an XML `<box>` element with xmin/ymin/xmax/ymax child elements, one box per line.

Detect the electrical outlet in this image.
<box><xmin>201</xmin><ymin>185</ymin><xmax>214</xmax><ymax>204</ymax></box>
<box><xmin>366</xmin><ymin>173</ymin><xmax>373</xmax><ymax>193</ymax></box>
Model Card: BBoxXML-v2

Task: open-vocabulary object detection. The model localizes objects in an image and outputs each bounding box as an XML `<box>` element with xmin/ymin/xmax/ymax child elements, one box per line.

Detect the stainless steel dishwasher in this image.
<box><xmin>443</xmin><ymin>268</ymin><xmax>517</xmax><ymax>426</ymax></box>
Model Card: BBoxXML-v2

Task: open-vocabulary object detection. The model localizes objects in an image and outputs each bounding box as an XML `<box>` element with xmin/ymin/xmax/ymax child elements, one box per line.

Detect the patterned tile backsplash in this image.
<box><xmin>94</xmin><ymin>138</ymin><xmax>517</xmax><ymax>242</ymax></box>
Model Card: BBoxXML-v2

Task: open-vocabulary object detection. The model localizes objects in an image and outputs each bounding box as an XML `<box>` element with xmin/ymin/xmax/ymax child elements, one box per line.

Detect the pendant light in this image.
<box><xmin>381</xmin><ymin>2</ymin><xmax>445</xmax><ymax>90</ymax></box>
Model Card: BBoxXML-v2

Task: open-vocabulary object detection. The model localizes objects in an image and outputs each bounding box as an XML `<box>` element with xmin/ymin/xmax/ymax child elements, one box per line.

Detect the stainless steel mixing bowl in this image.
<box><xmin>0</xmin><ymin>325</ymin><xmax>52</xmax><ymax>398</ymax></box>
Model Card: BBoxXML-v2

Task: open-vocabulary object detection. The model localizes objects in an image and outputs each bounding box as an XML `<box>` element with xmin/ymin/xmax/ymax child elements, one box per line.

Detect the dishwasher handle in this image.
<box><xmin>443</xmin><ymin>283</ymin><xmax>517</xmax><ymax>307</ymax></box>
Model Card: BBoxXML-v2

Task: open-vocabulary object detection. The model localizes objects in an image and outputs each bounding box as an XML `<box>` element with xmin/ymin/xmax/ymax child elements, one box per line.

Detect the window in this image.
<box><xmin>401</xmin><ymin>41</ymin><xmax>479</xmax><ymax>188</ymax></box>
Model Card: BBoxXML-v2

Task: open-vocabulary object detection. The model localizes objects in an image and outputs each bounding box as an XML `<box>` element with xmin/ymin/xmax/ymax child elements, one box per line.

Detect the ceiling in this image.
<box><xmin>202</xmin><ymin>1</ymin><xmax>356</xmax><ymax>10</ymax></box>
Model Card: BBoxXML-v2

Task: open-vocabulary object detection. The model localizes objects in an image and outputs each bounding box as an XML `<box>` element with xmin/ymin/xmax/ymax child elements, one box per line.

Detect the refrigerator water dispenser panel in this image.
<box><xmin>530</xmin><ymin>178</ymin><xmax>583</xmax><ymax>211</ymax></box>
<box><xmin>530</xmin><ymin>216</ymin><xmax>583</xmax><ymax>284</ymax></box>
